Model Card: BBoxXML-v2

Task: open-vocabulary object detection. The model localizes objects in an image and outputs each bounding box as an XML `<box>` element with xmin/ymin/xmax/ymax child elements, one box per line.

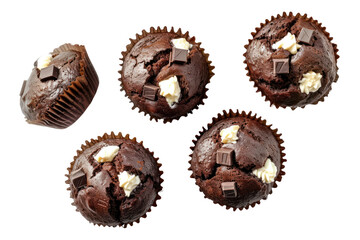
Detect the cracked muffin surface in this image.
<box><xmin>190</xmin><ymin>114</ymin><xmax>284</xmax><ymax>209</ymax></box>
<box><xmin>69</xmin><ymin>137</ymin><xmax>162</xmax><ymax>226</ymax></box>
<box><xmin>245</xmin><ymin>13</ymin><xmax>338</xmax><ymax>108</ymax></box>
<box><xmin>120</xmin><ymin>30</ymin><xmax>212</xmax><ymax>122</ymax></box>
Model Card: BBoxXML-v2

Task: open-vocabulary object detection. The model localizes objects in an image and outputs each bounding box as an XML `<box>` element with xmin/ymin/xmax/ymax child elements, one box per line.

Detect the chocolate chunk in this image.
<box><xmin>39</xmin><ymin>65</ymin><xmax>59</xmax><ymax>81</ymax></box>
<box><xmin>216</xmin><ymin>148</ymin><xmax>234</xmax><ymax>166</ymax></box>
<box><xmin>142</xmin><ymin>84</ymin><xmax>159</xmax><ymax>100</ymax></box>
<box><xmin>70</xmin><ymin>168</ymin><xmax>87</xmax><ymax>190</ymax></box>
<box><xmin>273</xmin><ymin>58</ymin><xmax>289</xmax><ymax>74</ymax></box>
<box><xmin>20</xmin><ymin>80</ymin><xmax>27</xmax><ymax>96</ymax></box>
<box><xmin>298</xmin><ymin>28</ymin><xmax>314</xmax><ymax>45</ymax></box>
<box><xmin>170</xmin><ymin>47</ymin><xmax>187</xmax><ymax>63</ymax></box>
<box><xmin>221</xmin><ymin>182</ymin><xmax>237</xmax><ymax>198</ymax></box>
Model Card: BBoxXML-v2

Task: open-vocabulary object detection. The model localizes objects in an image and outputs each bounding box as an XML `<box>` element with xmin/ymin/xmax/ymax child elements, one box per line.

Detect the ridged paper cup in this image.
<box><xmin>189</xmin><ymin>110</ymin><xmax>286</xmax><ymax>210</ymax></box>
<box><xmin>244</xmin><ymin>12</ymin><xmax>339</xmax><ymax>109</ymax></box>
<box><xmin>37</xmin><ymin>44</ymin><xmax>99</xmax><ymax>128</ymax></box>
<box><xmin>65</xmin><ymin>132</ymin><xmax>163</xmax><ymax>227</ymax></box>
<box><xmin>119</xmin><ymin>26</ymin><xmax>214</xmax><ymax>123</ymax></box>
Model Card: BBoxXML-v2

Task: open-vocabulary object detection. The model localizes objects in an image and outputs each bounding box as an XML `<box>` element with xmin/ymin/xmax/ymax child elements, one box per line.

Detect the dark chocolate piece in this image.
<box><xmin>273</xmin><ymin>58</ymin><xmax>289</xmax><ymax>74</ymax></box>
<box><xmin>221</xmin><ymin>182</ymin><xmax>237</xmax><ymax>198</ymax></box>
<box><xmin>216</xmin><ymin>147</ymin><xmax>234</xmax><ymax>166</ymax></box>
<box><xmin>70</xmin><ymin>168</ymin><xmax>87</xmax><ymax>190</ymax></box>
<box><xmin>142</xmin><ymin>84</ymin><xmax>159</xmax><ymax>100</ymax></box>
<box><xmin>39</xmin><ymin>65</ymin><xmax>59</xmax><ymax>81</ymax></box>
<box><xmin>170</xmin><ymin>47</ymin><xmax>187</xmax><ymax>63</ymax></box>
<box><xmin>20</xmin><ymin>80</ymin><xmax>27</xmax><ymax>96</ymax></box>
<box><xmin>298</xmin><ymin>28</ymin><xmax>314</xmax><ymax>45</ymax></box>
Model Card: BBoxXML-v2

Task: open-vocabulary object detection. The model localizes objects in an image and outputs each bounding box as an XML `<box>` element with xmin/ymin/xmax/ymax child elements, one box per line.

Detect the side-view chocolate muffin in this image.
<box><xmin>20</xmin><ymin>44</ymin><xmax>99</xmax><ymax>129</ymax></box>
<box><xmin>190</xmin><ymin>110</ymin><xmax>286</xmax><ymax>210</ymax></box>
<box><xmin>120</xmin><ymin>27</ymin><xmax>214</xmax><ymax>123</ymax></box>
<box><xmin>66</xmin><ymin>132</ymin><xmax>163</xmax><ymax>227</ymax></box>
<box><xmin>244</xmin><ymin>12</ymin><xmax>339</xmax><ymax>109</ymax></box>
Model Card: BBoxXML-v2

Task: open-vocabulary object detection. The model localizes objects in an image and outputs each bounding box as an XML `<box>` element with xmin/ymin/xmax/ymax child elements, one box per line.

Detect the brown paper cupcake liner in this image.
<box><xmin>119</xmin><ymin>26</ymin><xmax>214</xmax><ymax>123</ymax></box>
<box><xmin>244</xmin><ymin>12</ymin><xmax>339</xmax><ymax>110</ymax></box>
<box><xmin>36</xmin><ymin>44</ymin><xmax>99</xmax><ymax>129</ymax></box>
<box><xmin>189</xmin><ymin>109</ymin><xmax>286</xmax><ymax>211</ymax></box>
<box><xmin>65</xmin><ymin>131</ymin><xmax>163</xmax><ymax>227</ymax></box>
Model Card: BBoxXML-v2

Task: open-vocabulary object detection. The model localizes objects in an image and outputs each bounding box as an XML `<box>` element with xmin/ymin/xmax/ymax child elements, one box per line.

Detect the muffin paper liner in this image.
<box><xmin>65</xmin><ymin>132</ymin><xmax>163</xmax><ymax>227</ymax></box>
<box><xmin>189</xmin><ymin>110</ymin><xmax>286</xmax><ymax>211</ymax></box>
<box><xmin>36</xmin><ymin>44</ymin><xmax>99</xmax><ymax>129</ymax></box>
<box><xmin>244</xmin><ymin>12</ymin><xmax>339</xmax><ymax>109</ymax></box>
<box><xmin>119</xmin><ymin>26</ymin><xmax>215</xmax><ymax>123</ymax></box>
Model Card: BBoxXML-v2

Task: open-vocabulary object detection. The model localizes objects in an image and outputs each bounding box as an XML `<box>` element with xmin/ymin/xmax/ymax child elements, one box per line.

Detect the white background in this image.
<box><xmin>0</xmin><ymin>0</ymin><xmax>358</xmax><ymax>239</ymax></box>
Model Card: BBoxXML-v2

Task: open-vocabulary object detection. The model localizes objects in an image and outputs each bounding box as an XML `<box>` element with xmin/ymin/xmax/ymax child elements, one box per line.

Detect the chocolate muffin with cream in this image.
<box><xmin>244</xmin><ymin>13</ymin><xmax>339</xmax><ymax>108</ymax></box>
<box><xmin>67</xmin><ymin>132</ymin><xmax>162</xmax><ymax>227</ymax></box>
<box><xmin>190</xmin><ymin>111</ymin><xmax>286</xmax><ymax>210</ymax></box>
<box><xmin>120</xmin><ymin>27</ymin><xmax>214</xmax><ymax>122</ymax></box>
<box><xmin>20</xmin><ymin>44</ymin><xmax>99</xmax><ymax>128</ymax></box>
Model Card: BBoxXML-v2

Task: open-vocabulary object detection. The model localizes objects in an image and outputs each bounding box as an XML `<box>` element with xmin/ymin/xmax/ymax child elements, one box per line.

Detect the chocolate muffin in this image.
<box><xmin>244</xmin><ymin>12</ymin><xmax>339</xmax><ymax>108</ymax></box>
<box><xmin>66</xmin><ymin>132</ymin><xmax>163</xmax><ymax>227</ymax></box>
<box><xmin>119</xmin><ymin>27</ymin><xmax>214</xmax><ymax>122</ymax></box>
<box><xmin>189</xmin><ymin>110</ymin><xmax>286</xmax><ymax>210</ymax></box>
<box><xmin>20</xmin><ymin>44</ymin><xmax>99</xmax><ymax>129</ymax></box>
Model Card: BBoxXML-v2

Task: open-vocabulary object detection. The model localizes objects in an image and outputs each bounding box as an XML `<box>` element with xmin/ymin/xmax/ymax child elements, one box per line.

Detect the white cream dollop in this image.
<box><xmin>272</xmin><ymin>32</ymin><xmax>301</xmax><ymax>54</ymax></box>
<box><xmin>159</xmin><ymin>76</ymin><xmax>181</xmax><ymax>106</ymax></box>
<box><xmin>252</xmin><ymin>158</ymin><xmax>277</xmax><ymax>183</ymax></box>
<box><xmin>94</xmin><ymin>145</ymin><xmax>119</xmax><ymax>163</ymax></box>
<box><xmin>220</xmin><ymin>125</ymin><xmax>240</xmax><ymax>144</ymax></box>
<box><xmin>118</xmin><ymin>171</ymin><xmax>141</xmax><ymax>197</ymax></box>
<box><xmin>299</xmin><ymin>71</ymin><xmax>322</xmax><ymax>94</ymax></box>
<box><xmin>37</xmin><ymin>54</ymin><xmax>53</xmax><ymax>70</ymax></box>
<box><xmin>171</xmin><ymin>38</ymin><xmax>192</xmax><ymax>50</ymax></box>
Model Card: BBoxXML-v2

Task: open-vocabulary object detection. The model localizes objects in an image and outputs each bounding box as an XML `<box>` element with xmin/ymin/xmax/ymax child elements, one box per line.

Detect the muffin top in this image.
<box><xmin>69</xmin><ymin>138</ymin><xmax>161</xmax><ymax>226</ymax></box>
<box><xmin>120</xmin><ymin>30</ymin><xmax>212</xmax><ymax>122</ymax></box>
<box><xmin>191</xmin><ymin>115</ymin><xmax>283</xmax><ymax>209</ymax></box>
<box><xmin>245</xmin><ymin>14</ymin><xmax>338</xmax><ymax>108</ymax></box>
<box><xmin>20</xmin><ymin>46</ymin><xmax>83</xmax><ymax>123</ymax></box>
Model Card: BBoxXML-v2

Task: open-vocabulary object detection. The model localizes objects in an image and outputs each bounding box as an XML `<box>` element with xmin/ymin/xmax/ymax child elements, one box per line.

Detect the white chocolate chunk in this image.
<box><xmin>299</xmin><ymin>71</ymin><xmax>322</xmax><ymax>94</ymax></box>
<box><xmin>220</xmin><ymin>125</ymin><xmax>240</xmax><ymax>144</ymax></box>
<box><xmin>118</xmin><ymin>171</ymin><xmax>141</xmax><ymax>197</ymax></box>
<box><xmin>37</xmin><ymin>54</ymin><xmax>53</xmax><ymax>70</ymax></box>
<box><xmin>171</xmin><ymin>38</ymin><xmax>192</xmax><ymax>50</ymax></box>
<box><xmin>252</xmin><ymin>158</ymin><xmax>277</xmax><ymax>183</ymax></box>
<box><xmin>159</xmin><ymin>76</ymin><xmax>181</xmax><ymax>106</ymax></box>
<box><xmin>272</xmin><ymin>32</ymin><xmax>301</xmax><ymax>54</ymax></box>
<box><xmin>94</xmin><ymin>146</ymin><xmax>119</xmax><ymax>163</ymax></box>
